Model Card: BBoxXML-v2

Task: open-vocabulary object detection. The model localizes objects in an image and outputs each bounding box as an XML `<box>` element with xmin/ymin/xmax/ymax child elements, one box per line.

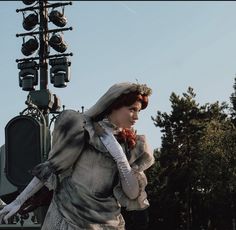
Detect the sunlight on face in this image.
<box><xmin>108</xmin><ymin>101</ymin><xmax>142</xmax><ymax>129</ymax></box>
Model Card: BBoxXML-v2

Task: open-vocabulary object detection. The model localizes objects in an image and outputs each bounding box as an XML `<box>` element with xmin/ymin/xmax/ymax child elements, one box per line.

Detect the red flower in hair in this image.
<box><xmin>116</xmin><ymin>128</ymin><xmax>136</xmax><ymax>149</ymax></box>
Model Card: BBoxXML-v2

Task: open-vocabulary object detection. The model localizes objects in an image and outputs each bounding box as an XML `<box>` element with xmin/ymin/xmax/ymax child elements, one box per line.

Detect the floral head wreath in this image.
<box><xmin>85</xmin><ymin>82</ymin><xmax>152</xmax><ymax>119</ymax></box>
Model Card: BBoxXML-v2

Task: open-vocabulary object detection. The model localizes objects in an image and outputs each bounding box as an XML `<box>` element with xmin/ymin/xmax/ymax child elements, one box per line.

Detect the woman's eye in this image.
<box><xmin>130</xmin><ymin>108</ymin><xmax>140</xmax><ymax>114</ymax></box>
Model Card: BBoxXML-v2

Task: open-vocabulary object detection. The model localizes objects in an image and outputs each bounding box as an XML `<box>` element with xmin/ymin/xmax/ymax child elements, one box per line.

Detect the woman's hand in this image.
<box><xmin>0</xmin><ymin>177</ymin><xmax>44</xmax><ymax>224</ymax></box>
<box><xmin>0</xmin><ymin>200</ymin><xmax>21</xmax><ymax>224</ymax></box>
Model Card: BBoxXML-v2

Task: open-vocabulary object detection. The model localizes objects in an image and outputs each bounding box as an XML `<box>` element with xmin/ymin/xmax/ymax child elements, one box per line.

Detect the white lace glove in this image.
<box><xmin>0</xmin><ymin>199</ymin><xmax>6</xmax><ymax>206</ymax></box>
<box><xmin>100</xmin><ymin>131</ymin><xmax>139</xmax><ymax>200</ymax></box>
<box><xmin>0</xmin><ymin>177</ymin><xmax>43</xmax><ymax>224</ymax></box>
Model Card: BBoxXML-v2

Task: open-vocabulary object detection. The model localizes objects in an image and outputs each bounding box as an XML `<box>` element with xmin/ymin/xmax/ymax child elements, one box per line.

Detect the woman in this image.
<box><xmin>0</xmin><ymin>82</ymin><xmax>154</xmax><ymax>229</ymax></box>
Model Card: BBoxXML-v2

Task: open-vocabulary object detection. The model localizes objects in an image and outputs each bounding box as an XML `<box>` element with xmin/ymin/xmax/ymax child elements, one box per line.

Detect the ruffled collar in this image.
<box><xmin>83</xmin><ymin>115</ymin><xmax>108</xmax><ymax>152</ymax></box>
<box><xmin>98</xmin><ymin>118</ymin><xmax>122</xmax><ymax>135</ymax></box>
<box><xmin>99</xmin><ymin>118</ymin><xmax>137</xmax><ymax>151</ymax></box>
<box><xmin>83</xmin><ymin>114</ymin><xmax>154</xmax><ymax>169</ymax></box>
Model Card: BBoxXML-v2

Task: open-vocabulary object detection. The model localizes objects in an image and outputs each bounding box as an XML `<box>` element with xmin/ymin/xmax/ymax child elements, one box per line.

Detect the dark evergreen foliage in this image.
<box><xmin>146</xmin><ymin>86</ymin><xmax>236</xmax><ymax>230</ymax></box>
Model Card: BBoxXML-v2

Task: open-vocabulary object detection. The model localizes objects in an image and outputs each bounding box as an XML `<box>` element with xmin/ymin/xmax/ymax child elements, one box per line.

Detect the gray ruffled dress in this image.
<box><xmin>32</xmin><ymin>110</ymin><xmax>154</xmax><ymax>230</ymax></box>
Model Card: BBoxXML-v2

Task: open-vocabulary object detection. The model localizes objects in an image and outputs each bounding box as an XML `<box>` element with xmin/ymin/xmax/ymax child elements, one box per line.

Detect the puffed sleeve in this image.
<box><xmin>113</xmin><ymin>135</ymin><xmax>154</xmax><ymax>211</ymax></box>
<box><xmin>31</xmin><ymin>109</ymin><xmax>86</xmax><ymax>189</ymax></box>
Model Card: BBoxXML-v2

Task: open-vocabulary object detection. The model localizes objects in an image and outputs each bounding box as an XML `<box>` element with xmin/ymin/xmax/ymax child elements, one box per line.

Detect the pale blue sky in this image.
<box><xmin>0</xmin><ymin>1</ymin><xmax>236</xmax><ymax>149</ymax></box>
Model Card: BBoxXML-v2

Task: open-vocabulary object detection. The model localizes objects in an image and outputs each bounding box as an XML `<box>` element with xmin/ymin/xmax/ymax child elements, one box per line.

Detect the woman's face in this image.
<box><xmin>108</xmin><ymin>101</ymin><xmax>142</xmax><ymax>129</ymax></box>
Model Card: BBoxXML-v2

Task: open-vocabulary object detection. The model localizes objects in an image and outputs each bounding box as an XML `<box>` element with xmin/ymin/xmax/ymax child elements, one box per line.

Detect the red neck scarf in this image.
<box><xmin>115</xmin><ymin>128</ymin><xmax>136</xmax><ymax>150</ymax></box>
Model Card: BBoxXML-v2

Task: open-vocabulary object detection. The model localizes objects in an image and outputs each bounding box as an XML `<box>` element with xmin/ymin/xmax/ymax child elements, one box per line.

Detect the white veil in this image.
<box><xmin>84</xmin><ymin>82</ymin><xmax>152</xmax><ymax>119</ymax></box>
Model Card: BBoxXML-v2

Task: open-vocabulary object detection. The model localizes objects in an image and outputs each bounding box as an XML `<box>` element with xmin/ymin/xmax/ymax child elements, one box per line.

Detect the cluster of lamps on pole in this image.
<box><xmin>17</xmin><ymin>0</ymin><xmax>72</xmax><ymax>91</ymax></box>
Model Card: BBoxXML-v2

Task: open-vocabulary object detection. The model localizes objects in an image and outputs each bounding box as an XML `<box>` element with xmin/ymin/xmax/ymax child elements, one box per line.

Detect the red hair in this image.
<box><xmin>94</xmin><ymin>92</ymin><xmax>149</xmax><ymax>121</ymax></box>
<box><xmin>106</xmin><ymin>92</ymin><xmax>149</xmax><ymax>114</ymax></box>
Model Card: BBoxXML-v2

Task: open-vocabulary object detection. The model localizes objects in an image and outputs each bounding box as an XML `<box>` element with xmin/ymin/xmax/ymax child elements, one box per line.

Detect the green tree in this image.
<box><xmin>147</xmin><ymin>87</ymin><xmax>236</xmax><ymax>230</ymax></box>
<box><xmin>197</xmin><ymin>102</ymin><xmax>236</xmax><ymax>229</ymax></box>
<box><xmin>149</xmin><ymin>87</ymin><xmax>206</xmax><ymax>229</ymax></box>
<box><xmin>230</xmin><ymin>76</ymin><xmax>236</xmax><ymax>125</ymax></box>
